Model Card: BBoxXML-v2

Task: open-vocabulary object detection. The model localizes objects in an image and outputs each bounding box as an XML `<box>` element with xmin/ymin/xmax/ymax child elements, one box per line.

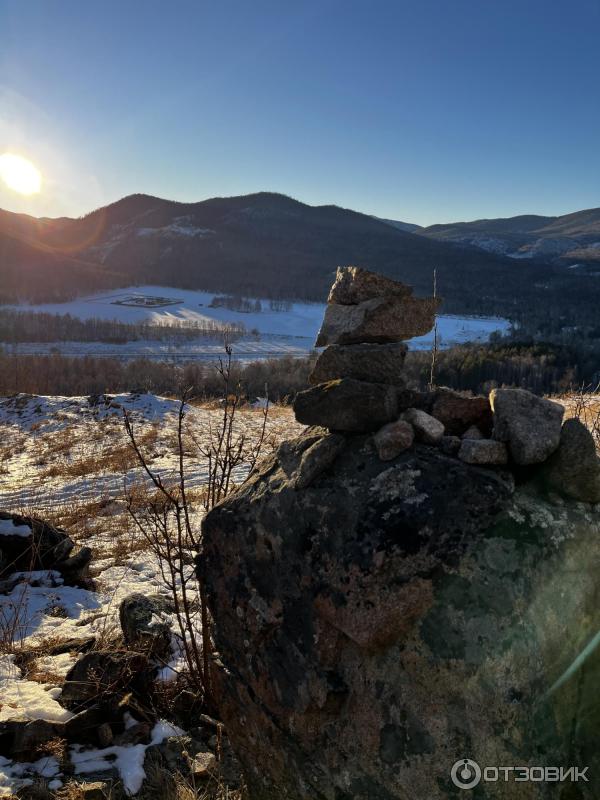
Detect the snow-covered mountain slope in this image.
<box><xmin>420</xmin><ymin>208</ymin><xmax>600</xmax><ymax>265</ymax></box>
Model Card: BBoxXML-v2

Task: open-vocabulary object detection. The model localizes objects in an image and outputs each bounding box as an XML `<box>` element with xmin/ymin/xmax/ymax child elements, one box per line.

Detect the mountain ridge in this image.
<box><xmin>1</xmin><ymin>192</ymin><xmax>599</xmax><ymax>322</ymax></box>
<box><xmin>420</xmin><ymin>207</ymin><xmax>600</xmax><ymax>262</ymax></box>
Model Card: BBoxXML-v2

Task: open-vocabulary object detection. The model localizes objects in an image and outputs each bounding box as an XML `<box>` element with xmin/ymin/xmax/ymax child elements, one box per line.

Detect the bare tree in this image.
<box><xmin>196</xmin><ymin>346</ymin><xmax>269</xmax><ymax>512</ymax></box>
<box><xmin>123</xmin><ymin>347</ymin><xmax>269</xmax><ymax>708</ymax></box>
<box><xmin>428</xmin><ymin>268</ymin><xmax>439</xmax><ymax>390</ymax></box>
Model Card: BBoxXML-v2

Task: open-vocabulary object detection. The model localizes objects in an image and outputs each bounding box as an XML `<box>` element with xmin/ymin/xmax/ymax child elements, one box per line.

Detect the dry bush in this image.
<box><xmin>140</xmin><ymin>757</ymin><xmax>245</xmax><ymax>800</ymax></box>
<box><xmin>124</xmin><ymin>348</ymin><xmax>270</xmax><ymax>710</ymax></box>
<box><xmin>0</xmin><ymin>593</ymin><xmax>29</xmax><ymax>653</ymax></box>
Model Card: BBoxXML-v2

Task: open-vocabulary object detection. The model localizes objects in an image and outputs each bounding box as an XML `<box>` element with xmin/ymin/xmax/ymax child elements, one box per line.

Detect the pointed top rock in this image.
<box><xmin>327</xmin><ymin>266</ymin><xmax>413</xmax><ymax>305</ymax></box>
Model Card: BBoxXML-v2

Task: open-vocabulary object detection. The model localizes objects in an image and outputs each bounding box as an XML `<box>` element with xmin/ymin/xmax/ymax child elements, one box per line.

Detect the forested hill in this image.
<box><xmin>1</xmin><ymin>192</ymin><xmax>599</xmax><ymax>327</ymax></box>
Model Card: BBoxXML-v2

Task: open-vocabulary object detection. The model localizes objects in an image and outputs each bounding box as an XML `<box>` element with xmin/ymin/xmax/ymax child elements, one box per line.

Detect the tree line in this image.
<box><xmin>0</xmin><ymin>351</ymin><xmax>314</xmax><ymax>401</ymax></box>
<box><xmin>0</xmin><ymin>309</ymin><xmax>245</xmax><ymax>344</ymax></box>
<box><xmin>0</xmin><ymin>340</ymin><xmax>594</xmax><ymax>401</ymax></box>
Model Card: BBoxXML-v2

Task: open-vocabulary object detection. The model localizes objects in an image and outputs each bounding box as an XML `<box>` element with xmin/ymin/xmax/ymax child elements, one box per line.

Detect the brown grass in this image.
<box><xmin>558</xmin><ymin>388</ymin><xmax>600</xmax><ymax>449</ymax></box>
<box><xmin>41</xmin><ymin>430</ymin><xmax>159</xmax><ymax>480</ymax></box>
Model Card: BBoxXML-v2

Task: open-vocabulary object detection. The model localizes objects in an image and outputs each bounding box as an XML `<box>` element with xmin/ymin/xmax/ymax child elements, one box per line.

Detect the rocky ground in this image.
<box><xmin>0</xmin><ymin>392</ymin><xmax>303</xmax><ymax>798</ymax></box>
<box><xmin>0</xmin><ymin>386</ymin><xmax>597</xmax><ymax>799</ymax></box>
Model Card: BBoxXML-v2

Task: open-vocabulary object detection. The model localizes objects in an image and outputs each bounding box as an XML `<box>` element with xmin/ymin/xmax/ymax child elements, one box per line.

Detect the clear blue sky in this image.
<box><xmin>1</xmin><ymin>0</ymin><xmax>599</xmax><ymax>225</ymax></box>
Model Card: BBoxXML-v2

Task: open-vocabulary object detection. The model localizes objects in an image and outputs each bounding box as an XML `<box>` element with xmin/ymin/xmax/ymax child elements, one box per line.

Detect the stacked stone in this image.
<box><xmin>293</xmin><ymin>266</ymin><xmax>600</xmax><ymax>503</ymax></box>
<box><xmin>294</xmin><ymin>266</ymin><xmax>439</xmax><ymax>434</ymax></box>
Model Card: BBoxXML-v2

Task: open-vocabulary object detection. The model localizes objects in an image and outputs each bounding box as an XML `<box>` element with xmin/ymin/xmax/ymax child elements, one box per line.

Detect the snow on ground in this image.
<box><xmin>0</xmin><ymin>392</ymin><xmax>297</xmax><ymax>509</ymax></box>
<box><xmin>8</xmin><ymin>286</ymin><xmax>325</xmax><ymax>333</ymax></box>
<box><xmin>0</xmin><ymin>654</ymin><xmax>73</xmax><ymax>723</ymax></box>
<box><xmin>0</xmin><ymin>754</ymin><xmax>61</xmax><ymax>797</ymax></box>
<box><xmin>3</xmin><ymin>286</ymin><xmax>511</xmax><ymax>361</ymax></box>
<box><xmin>70</xmin><ymin>720</ymin><xmax>185</xmax><ymax>795</ymax></box>
<box><xmin>0</xmin><ymin>392</ymin><xmax>304</xmax><ymax>795</ymax></box>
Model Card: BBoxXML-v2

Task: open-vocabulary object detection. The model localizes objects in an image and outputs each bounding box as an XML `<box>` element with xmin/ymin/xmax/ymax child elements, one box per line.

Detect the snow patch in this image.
<box><xmin>0</xmin><ymin>755</ymin><xmax>61</xmax><ymax>797</ymax></box>
<box><xmin>71</xmin><ymin>719</ymin><xmax>185</xmax><ymax>795</ymax></box>
<box><xmin>0</xmin><ymin>655</ymin><xmax>73</xmax><ymax>723</ymax></box>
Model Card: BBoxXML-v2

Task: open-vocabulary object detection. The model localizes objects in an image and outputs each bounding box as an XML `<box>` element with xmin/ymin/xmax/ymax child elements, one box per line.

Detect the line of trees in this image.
<box><xmin>0</xmin><ymin>309</ymin><xmax>245</xmax><ymax>344</ymax></box>
<box><xmin>0</xmin><ymin>351</ymin><xmax>315</xmax><ymax>401</ymax></box>
<box><xmin>208</xmin><ymin>295</ymin><xmax>262</xmax><ymax>313</ymax></box>
<box><xmin>0</xmin><ymin>340</ymin><xmax>596</xmax><ymax>401</ymax></box>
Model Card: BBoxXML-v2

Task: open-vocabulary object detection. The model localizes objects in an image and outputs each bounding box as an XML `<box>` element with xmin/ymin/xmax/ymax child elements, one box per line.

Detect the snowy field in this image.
<box><xmin>0</xmin><ymin>392</ymin><xmax>304</xmax><ymax>795</ymax></box>
<box><xmin>4</xmin><ymin>286</ymin><xmax>511</xmax><ymax>361</ymax></box>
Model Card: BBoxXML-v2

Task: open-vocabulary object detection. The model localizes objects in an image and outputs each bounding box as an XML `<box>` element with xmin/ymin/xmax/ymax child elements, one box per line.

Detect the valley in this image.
<box><xmin>2</xmin><ymin>286</ymin><xmax>511</xmax><ymax>361</ymax></box>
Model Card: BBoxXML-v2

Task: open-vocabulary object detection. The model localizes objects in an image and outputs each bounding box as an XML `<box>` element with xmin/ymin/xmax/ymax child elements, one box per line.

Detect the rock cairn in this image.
<box><xmin>293</xmin><ymin>265</ymin><xmax>600</xmax><ymax>499</ymax></box>
<box><xmin>200</xmin><ymin>267</ymin><xmax>600</xmax><ymax>800</ymax></box>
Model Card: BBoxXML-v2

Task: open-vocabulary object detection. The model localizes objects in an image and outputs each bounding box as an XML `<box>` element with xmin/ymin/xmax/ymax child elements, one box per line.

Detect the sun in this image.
<box><xmin>0</xmin><ymin>153</ymin><xmax>42</xmax><ymax>195</ymax></box>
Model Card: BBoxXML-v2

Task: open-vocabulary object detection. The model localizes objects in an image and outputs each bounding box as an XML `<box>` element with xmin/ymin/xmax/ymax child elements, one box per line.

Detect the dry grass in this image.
<box><xmin>135</xmin><ymin>757</ymin><xmax>245</xmax><ymax>800</ymax></box>
<box><xmin>558</xmin><ymin>386</ymin><xmax>600</xmax><ymax>449</ymax></box>
<box><xmin>40</xmin><ymin>426</ymin><xmax>160</xmax><ymax>480</ymax></box>
<box><xmin>48</xmin><ymin>769</ymin><xmax>245</xmax><ymax>800</ymax></box>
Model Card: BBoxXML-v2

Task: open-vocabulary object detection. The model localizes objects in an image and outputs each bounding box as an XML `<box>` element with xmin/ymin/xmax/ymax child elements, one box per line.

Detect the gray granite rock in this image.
<box><xmin>327</xmin><ymin>266</ymin><xmax>413</xmax><ymax>305</ymax></box>
<box><xmin>309</xmin><ymin>342</ymin><xmax>407</xmax><ymax>386</ymax></box>
<box><xmin>293</xmin><ymin>379</ymin><xmax>399</xmax><ymax>432</ymax></box>
<box><xmin>491</xmin><ymin>387</ymin><xmax>564</xmax><ymax>464</ymax></box>
<box><xmin>400</xmin><ymin>408</ymin><xmax>445</xmax><ymax>444</ymax></box>
<box><xmin>315</xmin><ymin>295</ymin><xmax>440</xmax><ymax>346</ymax></box>
<box><xmin>459</xmin><ymin>438</ymin><xmax>509</xmax><ymax>465</ymax></box>
<box><xmin>542</xmin><ymin>418</ymin><xmax>600</xmax><ymax>503</ymax></box>
<box><xmin>373</xmin><ymin>420</ymin><xmax>414</xmax><ymax>461</ymax></box>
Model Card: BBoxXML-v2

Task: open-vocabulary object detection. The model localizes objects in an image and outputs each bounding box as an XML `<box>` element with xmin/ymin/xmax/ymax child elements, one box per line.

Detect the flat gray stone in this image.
<box><xmin>327</xmin><ymin>266</ymin><xmax>413</xmax><ymax>305</ymax></box>
<box><xmin>459</xmin><ymin>439</ymin><xmax>508</xmax><ymax>465</ymax></box>
<box><xmin>293</xmin><ymin>379</ymin><xmax>399</xmax><ymax>432</ymax></box>
<box><xmin>309</xmin><ymin>342</ymin><xmax>407</xmax><ymax>386</ymax></box>
<box><xmin>315</xmin><ymin>295</ymin><xmax>440</xmax><ymax>347</ymax></box>
<box><xmin>491</xmin><ymin>388</ymin><xmax>564</xmax><ymax>464</ymax></box>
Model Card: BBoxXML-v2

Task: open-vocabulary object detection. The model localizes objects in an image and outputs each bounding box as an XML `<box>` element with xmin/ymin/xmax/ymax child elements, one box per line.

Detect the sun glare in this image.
<box><xmin>0</xmin><ymin>153</ymin><xmax>42</xmax><ymax>195</ymax></box>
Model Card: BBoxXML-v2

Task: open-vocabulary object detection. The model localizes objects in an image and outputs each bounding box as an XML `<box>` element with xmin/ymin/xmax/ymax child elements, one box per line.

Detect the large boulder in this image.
<box><xmin>315</xmin><ymin>295</ymin><xmax>440</xmax><ymax>346</ymax></box>
<box><xmin>542</xmin><ymin>418</ymin><xmax>600</xmax><ymax>503</ymax></box>
<box><xmin>200</xmin><ymin>430</ymin><xmax>600</xmax><ymax>800</ymax></box>
<box><xmin>327</xmin><ymin>266</ymin><xmax>413</xmax><ymax>305</ymax></box>
<box><xmin>491</xmin><ymin>388</ymin><xmax>564</xmax><ymax>464</ymax></box>
<box><xmin>309</xmin><ymin>343</ymin><xmax>407</xmax><ymax>386</ymax></box>
<box><xmin>293</xmin><ymin>379</ymin><xmax>399</xmax><ymax>432</ymax></box>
